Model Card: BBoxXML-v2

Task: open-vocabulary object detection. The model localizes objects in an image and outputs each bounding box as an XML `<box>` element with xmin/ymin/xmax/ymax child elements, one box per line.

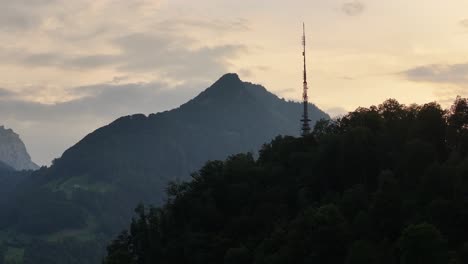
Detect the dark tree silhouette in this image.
<box><xmin>104</xmin><ymin>98</ymin><xmax>468</xmax><ymax>264</ymax></box>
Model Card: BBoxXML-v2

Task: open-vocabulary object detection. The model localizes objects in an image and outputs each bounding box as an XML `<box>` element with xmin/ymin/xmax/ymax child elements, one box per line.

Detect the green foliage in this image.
<box><xmin>105</xmin><ymin>98</ymin><xmax>468</xmax><ymax>264</ymax></box>
<box><xmin>4</xmin><ymin>247</ymin><xmax>24</xmax><ymax>264</ymax></box>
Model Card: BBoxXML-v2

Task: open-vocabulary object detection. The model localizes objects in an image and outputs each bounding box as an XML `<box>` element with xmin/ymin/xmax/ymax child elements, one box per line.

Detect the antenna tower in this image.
<box><xmin>301</xmin><ymin>23</ymin><xmax>311</xmax><ymax>136</ymax></box>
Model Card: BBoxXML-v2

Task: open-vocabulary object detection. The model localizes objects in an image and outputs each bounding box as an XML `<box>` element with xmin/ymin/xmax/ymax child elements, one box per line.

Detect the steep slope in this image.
<box><xmin>0</xmin><ymin>74</ymin><xmax>328</xmax><ymax>263</ymax></box>
<box><xmin>0</xmin><ymin>126</ymin><xmax>38</xmax><ymax>171</ymax></box>
<box><xmin>52</xmin><ymin>73</ymin><xmax>325</xmax><ymax>185</ymax></box>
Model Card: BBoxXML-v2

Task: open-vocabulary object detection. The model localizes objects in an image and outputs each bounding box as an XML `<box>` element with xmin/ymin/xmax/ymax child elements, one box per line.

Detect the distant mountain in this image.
<box><xmin>0</xmin><ymin>160</ymin><xmax>14</xmax><ymax>172</ymax></box>
<box><xmin>0</xmin><ymin>73</ymin><xmax>329</xmax><ymax>263</ymax></box>
<box><xmin>0</xmin><ymin>126</ymin><xmax>38</xmax><ymax>171</ymax></box>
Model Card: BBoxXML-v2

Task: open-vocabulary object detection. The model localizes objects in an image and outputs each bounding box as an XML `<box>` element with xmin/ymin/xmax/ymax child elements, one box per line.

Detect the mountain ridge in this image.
<box><xmin>0</xmin><ymin>73</ymin><xmax>329</xmax><ymax>263</ymax></box>
<box><xmin>52</xmin><ymin>73</ymin><xmax>327</xmax><ymax>183</ymax></box>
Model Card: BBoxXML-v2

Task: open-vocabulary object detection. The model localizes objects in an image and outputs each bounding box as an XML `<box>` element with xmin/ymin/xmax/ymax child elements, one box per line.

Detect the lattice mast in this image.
<box><xmin>301</xmin><ymin>23</ymin><xmax>311</xmax><ymax>136</ymax></box>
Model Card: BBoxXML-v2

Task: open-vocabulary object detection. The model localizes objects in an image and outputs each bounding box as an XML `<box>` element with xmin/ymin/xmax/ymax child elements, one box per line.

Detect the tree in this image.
<box><xmin>447</xmin><ymin>97</ymin><xmax>468</xmax><ymax>155</ymax></box>
<box><xmin>398</xmin><ymin>223</ymin><xmax>448</xmax><ymax>264</ymax></box>
<box><xmin>104</xmin><ymin>231</ymin><xmax>135</xmax><ymax>264</ymax></box>
<box><xmin>370</xmin><ymin>171</ymin><xmax>402</xmax><ymax>240</ymax></box>
<box><xmin>285</xmin><ymin>204</ymin><xmax>348</xmax><ymax>264</ymax></box>
<box><xmin>411</xmin><ymin>102</ymin><xmax>446</xmax><ymax>156</ymax></box>
<box><xmin>224</xmin><ymin>246</ymin><xmax>250</xmax><ymax>264</ymax></box>
<box><xmin>459</xmin><ymin>242</ymin><xmax>468</xmax><ymax>264</ymax></box>
<box><xmin>346</xmin><ymin>240</ymin><xmax>378</xmax><ymax>264</ymax></box>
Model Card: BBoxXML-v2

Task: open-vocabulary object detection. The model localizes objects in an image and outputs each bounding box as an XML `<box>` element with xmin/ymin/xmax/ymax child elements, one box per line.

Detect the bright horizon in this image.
<box><xmin>1</xmin><ymin>0</ymin><xmax>468</xmax><ymax>165</ymax></box>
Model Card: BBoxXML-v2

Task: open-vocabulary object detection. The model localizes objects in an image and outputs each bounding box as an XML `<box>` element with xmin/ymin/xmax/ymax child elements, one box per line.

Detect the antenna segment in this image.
<box><xmin>301</xmin><ymin>23</ymin><xmax>311</xmax><ymax>136</ymax></box>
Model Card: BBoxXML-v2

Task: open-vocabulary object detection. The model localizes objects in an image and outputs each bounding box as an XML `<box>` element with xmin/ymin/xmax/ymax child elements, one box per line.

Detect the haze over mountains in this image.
<box><xmin>0</xmin><ymin>126</ymin><xmax>38</xmax><ymax>171</ymax></box>
<box><xmin>0</xmin><ymin>73</ymin><xmax>328</xmax><ymax>263</ymax></box>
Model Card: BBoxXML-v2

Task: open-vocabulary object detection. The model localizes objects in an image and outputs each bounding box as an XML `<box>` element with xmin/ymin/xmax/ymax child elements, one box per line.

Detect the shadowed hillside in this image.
<box><xmin>0</xmin><ymin>73</ymin><xmax>328</xmax><ymax>263</ymax></box>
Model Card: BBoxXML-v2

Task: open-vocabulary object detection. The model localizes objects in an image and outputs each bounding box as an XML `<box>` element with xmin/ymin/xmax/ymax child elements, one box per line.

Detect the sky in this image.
<box><xmin>1</xmin><ymin>0</ymin><xmax>468</xmax><ymax>165</ymax></box>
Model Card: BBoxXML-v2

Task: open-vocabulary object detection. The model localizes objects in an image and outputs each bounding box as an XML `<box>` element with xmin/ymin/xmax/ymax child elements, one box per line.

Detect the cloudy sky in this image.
<box><xmin>1</xmin><ymin>0</ymin><xmax>468</xmax><ymax>165</ymax></box>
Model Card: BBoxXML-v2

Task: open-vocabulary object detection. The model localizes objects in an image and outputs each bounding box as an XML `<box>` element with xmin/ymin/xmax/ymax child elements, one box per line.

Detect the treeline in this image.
<box><xmin>104</xmin><ymin>98</ymin><xmax>468</xmax><ymax>264</ymax></box>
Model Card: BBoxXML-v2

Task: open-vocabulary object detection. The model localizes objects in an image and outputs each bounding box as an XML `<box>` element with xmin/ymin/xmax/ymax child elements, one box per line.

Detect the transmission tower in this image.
<box><xmin>301</xmin><ymin>23</ymin><xmax>311</xmax><ymax>136</ymax></box>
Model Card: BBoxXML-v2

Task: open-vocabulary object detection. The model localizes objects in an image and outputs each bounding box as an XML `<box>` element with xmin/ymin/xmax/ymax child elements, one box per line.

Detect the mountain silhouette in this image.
<box><xmin>0</xmin><ymin>73</ymin><xmax>328</xmax><ymax>263</ymax></box>
<box><xmin>45</xmin><ymin>73</ymin><xmax>327</xmax><ymax>196</ymax></box>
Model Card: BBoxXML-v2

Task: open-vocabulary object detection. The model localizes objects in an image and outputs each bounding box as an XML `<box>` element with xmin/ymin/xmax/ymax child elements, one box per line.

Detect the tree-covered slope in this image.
<box><xmin>0</xmin><ymin>163</ymin><xmax>31</xmax><ymax>205</ymax></box>
<box><xmin>0</xmin><ymin>73</ymin><xmax>328</xmax><ymax>263</ymax></box>
<box><xmin>105</xmin><ymin>97</ymin><xmax>468</xmax><ymax>264</ymax></box>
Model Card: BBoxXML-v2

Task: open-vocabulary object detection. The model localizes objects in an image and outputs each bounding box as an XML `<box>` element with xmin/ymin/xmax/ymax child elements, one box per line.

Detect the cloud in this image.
<box><xmin>0</xmin><ymin>0</ymin><xmax>248</xmax><ymax>76</ymax></box>
<box><xmin>0</xmin><ymin>0</ymin><xmax>161</xmax><ymax>32</ymax></box>
<box><xmin>20</xmin><ymin>53</ymin><xmax>63</xmax><ymax>67</ymax></box>
<box><xmin>156</xmin><ymin>18</ymin><xmax>250</xmax><ymax>33</ymax></box>
<box><xmin>0</xmin><ymin>88</ymin><xmax>15</xmax><ymax>98</ymax></box>
<box><xmin>11</xmin><ymin>51</ymin><xmax>119</xmax><ymax>70</ymax></box>
<box><xmin>1</xmin><ymin>80</ymin><xmax>204</xmax><ymax>125</ymax></box>
<box><xmin>460</xmin><ymin>19</ymin><xmax>468</xmax><ymax>28</ymax></box>
<box><xmin>0</xmin><ymin>0</ymin><xmax>58</xmax><ymax>31</ymax></box>
<box><xmin>8</xmin><ymin>34</ymin><xmax>247</xmax><ymax>84</ymax></box>
<box><xmin>238</xmin><ymin>69</ymin><xmax>253</xmax><ymax>77</ymax></box>
<box><xmin>400</xmin><ymin>63</ymin><xmax>468</xmax><ymax>85</ymax></box>
<box><xmin>399</xmin><ymin>63</ymin><xmax>468</xmax><ymax>107</ymax></box>
<box><xmin>113</xmin><ymin>33</ymin><xmax>248</xmax><ymax>78</ymax></box>
<box><xmin>341</xmin><ymin>1</ymin><xmax>365</xmax><ymax>16</ymax></box>
<box><xmin>8</xmin><ymin>32</ymin><xmax>247</xmax><ymax>83</ymax></box>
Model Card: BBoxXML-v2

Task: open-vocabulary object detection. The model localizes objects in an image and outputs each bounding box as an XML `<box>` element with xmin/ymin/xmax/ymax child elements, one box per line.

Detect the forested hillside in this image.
<box><xmin>105</xmin><ymin>97</ymin><xmax>468</xmax><ymax>264</ymax></box>
<box><xmin>0</xmin><ymin>166</ymin><xmax>31</xmax><ymax>205</ymax></box>
<box><xmin>0</xmin><ymin>74</ymin><xmax>328</xmax><ymax>263</ymax></box>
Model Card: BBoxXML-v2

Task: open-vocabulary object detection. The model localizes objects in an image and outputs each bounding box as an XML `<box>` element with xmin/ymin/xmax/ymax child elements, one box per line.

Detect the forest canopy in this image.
<box><xmin>105</xmin><ymin>97</ymin><xmax>468</xmax><ymax>264</ymax></box>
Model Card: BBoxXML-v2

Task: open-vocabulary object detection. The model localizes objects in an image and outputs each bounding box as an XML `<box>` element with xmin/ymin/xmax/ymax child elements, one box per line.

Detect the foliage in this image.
<box><xmin>105</xmin><ymin>98</ymin><xmax>468</xmax><ymax>264</ymax></box>
<box><xmin>398</xmin><ymin>223</ymin><xmax>448</xmax><ymax>264</ymax></box>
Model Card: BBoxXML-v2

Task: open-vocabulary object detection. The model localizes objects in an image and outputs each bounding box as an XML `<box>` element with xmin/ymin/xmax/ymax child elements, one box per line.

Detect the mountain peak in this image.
<box><xmin>186</xmin><ymin>73</ymin><xmax>247</xmax><ymax>106</ymax></box>
<box><xmin>207</xmin><ymin>73</ymin><xmax>243</xmax><ymax>93</ymax></box>
<box><xmin>0</xmin><ymin>126</ymin><xmax>39</xmax><ymax>171</ymax></box>
<box><xmin>213</xmin><ymin>73</ymin><xmax>241</xmax><ymax>85</ymax></box>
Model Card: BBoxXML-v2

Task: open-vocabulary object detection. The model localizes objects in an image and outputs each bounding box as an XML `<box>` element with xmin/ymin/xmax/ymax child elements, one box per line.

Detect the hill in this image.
<box><xmin>0</xmin><ymin>73</ymin><xmax>328</xmax><ymax>263</ymax></box>
<box><xmin>0</xmin><ymin>126</ymin><xmax>38</xmax><ymax>171</ymax></box>
<box><xmin>105</xmin><ymin>97</ymin><xmax>468</xmax><ymax>264</ymax></box>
